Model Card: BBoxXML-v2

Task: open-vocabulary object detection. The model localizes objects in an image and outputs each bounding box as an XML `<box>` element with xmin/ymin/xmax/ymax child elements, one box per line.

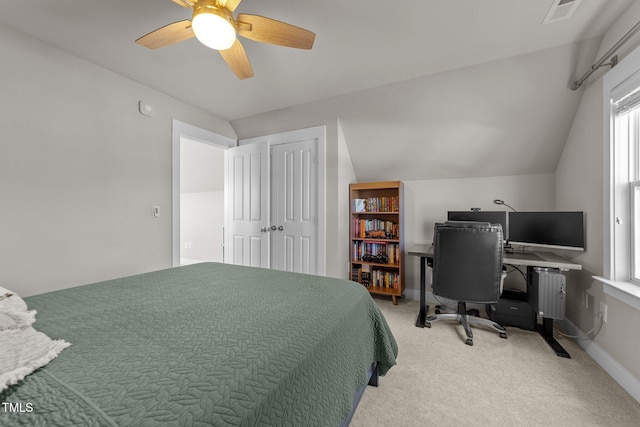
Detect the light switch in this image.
<box><xmin>152</xmin><ymin>206</ymin><xmax>160</xmax><ymax>218</ymax></box>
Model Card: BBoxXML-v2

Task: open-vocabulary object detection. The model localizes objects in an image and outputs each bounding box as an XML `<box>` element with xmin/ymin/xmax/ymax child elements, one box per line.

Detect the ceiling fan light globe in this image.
<box><xmin>192</xmin><ymin>6</ymin><xmax>236</xmax><ymax>50</ymax></box>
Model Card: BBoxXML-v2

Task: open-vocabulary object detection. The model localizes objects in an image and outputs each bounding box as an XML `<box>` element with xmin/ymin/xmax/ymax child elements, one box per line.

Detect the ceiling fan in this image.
<box><xmin>135</xmin><ymin>0</ymin><xmax>316</xmax><ymax>80</ymax></box>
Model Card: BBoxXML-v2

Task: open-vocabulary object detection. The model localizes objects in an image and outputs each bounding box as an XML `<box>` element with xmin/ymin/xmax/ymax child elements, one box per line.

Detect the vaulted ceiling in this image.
<box><xmin>0</xmin><ymin>0</ymin><xmax>635</xmax><ymax>180</ymax></box>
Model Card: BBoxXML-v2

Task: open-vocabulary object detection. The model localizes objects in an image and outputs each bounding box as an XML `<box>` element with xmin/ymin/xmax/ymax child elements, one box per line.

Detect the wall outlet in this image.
<box><xmin>600</xmin><ymin>301</ymin><xmax>608</xmax><ymax>323</ymax></box>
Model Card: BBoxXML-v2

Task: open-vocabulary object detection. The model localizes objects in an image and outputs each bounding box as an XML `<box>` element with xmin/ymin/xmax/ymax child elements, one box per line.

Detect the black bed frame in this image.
<box><xmin>339</xmin><ymin>362</ymin><xmax>379</xmax><ymax>426</ymax></box>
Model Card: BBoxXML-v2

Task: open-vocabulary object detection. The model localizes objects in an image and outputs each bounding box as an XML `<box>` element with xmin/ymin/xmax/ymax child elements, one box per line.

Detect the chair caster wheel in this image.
<box><xmin>425</xmin><ymin>322</ymin><xmax>432</xmax><ymax>328</ymax></box>
<box><xmin>500</xmin><ymin>333</ymin><xmax>507</xmax><ymax>339</ymax></box>
<box><xmin>465</xmin><ymin>338</ymin><xmax>473</xmax><ymax>346</ymax></box>
<box><xmin>435</xmin><ymin>309</ymin><xmax>441</xmax><ymax>314</ymax></box>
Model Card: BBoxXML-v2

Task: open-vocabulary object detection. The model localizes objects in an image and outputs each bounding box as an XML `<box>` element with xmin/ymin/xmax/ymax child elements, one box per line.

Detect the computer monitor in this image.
<box><xmin>508</xmin><ymin>211</ymin><xmax>584</xmax><ymax>251</ymax></box>
<box><xmin>447</xmin><ymin>211</ymin><xmax>508</xmax><ymax>241</ymax></box>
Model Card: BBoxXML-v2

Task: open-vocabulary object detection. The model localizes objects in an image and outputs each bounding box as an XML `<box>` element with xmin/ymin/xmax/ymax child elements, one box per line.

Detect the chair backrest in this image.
<box><xmin>432</xmin><ymin>221</ymin><xmax>504</xmax><ymax>304</ymax></box>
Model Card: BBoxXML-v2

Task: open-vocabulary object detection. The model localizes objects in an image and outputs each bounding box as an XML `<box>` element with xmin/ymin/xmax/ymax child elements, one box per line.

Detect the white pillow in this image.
<box><xmin>0</xmin><ymin>287</ymin><xmax>71</xmax><ymax>392</ymax></box>
<box><xmin>0</xmin><ymin>286</ymin><xmax>28</xmax><ymax>313</ymax></box>
<box><xmin>0</xmin><ymin>313</ymin><xmax>16</xmax><ymax>330</ymax></box>
<box><xmin>0</xmin><ymin>327</ymin><xmax>71</xmax><ymax>391</ymax></box>
<box><xmin>0</xmin><ymin>287</ymin><xmax>36</xmax><ymax>329</ymax></box>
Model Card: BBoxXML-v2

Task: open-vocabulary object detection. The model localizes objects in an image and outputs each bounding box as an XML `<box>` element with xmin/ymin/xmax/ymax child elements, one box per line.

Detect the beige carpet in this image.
<box><xmin>351</xmin><ymin>298</ymin><xmax>640</xmax><ymax>427</ymax></box>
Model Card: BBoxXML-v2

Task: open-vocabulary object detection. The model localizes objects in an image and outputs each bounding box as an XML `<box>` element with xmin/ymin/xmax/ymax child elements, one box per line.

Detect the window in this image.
<box><xmin>612</xmin><ymin>79</ymin><xmax>640</xmax><ymax>284</ymax></box>
<box><xmin>601</xmin><ymin>46</ymin><xmax>640</xmax><ymax>309</ymax></box>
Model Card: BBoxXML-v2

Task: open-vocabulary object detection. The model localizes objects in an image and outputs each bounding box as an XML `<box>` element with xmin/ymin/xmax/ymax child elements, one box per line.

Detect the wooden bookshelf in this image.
<box><xmin>349</xmin><ymin>181</ymin><xmax>404</xmax><ymax>305</ymax></box>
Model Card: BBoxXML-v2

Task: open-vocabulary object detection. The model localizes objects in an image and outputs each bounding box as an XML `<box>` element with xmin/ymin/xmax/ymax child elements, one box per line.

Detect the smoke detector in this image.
<box><xmin>542</xmin><ymin>0</ymin><xmax>582</xmax><ymax>25</ymax></box>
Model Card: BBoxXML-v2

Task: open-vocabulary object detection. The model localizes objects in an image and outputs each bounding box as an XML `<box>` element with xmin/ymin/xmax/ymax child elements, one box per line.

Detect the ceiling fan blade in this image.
<box><xmin>136</xmin><ymin>20</ymin><xmax>194</xmax><ymax>49</ymax></box>
<box><xmin>219</xmin><ymin>38</ymin><xmax>254</xmax><ymax>79</ymax></box>
<box><xmin>222</xmin><ymin>0</ymin><xmax>243</xmax><ymax>12</ymax></box>
<box><xmin>171</xmin><ymin>0</ymin><xmax>194</xmax><ymax>7</ymax></box>
<box><xmin>236</xmin><ymin>14</ymin><xmax>315</xmax><ymax>50</ymax></box>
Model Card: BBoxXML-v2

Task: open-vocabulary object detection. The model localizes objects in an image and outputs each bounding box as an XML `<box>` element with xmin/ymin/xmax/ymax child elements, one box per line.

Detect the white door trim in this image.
<box><xmin>171</xmin><ymin>119</ymin><xmax>236</xmax><ymax>267</ymax></box>
<box><xmin>240</xmin><ymin>126</ymin><xmax>326</xmax><ymax>275</ymax></box>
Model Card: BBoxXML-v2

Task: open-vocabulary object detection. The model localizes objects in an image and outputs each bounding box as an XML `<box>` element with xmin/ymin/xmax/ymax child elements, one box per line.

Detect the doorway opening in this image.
<box><xmin>171</xmin><ymin>120</ymin><xmax>236</xmax><ymax>266</ymax></box>
<box><xmin>180</xmin><ymin>138</ymin><xmax>225</xmax><ymax>265</ymax></box>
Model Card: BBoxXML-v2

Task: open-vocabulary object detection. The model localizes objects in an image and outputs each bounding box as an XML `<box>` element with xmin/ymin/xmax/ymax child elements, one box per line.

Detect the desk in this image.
<box><xmin>409</xmin><ymin>244</ymin><xmax>582</xmax><ymax>358</ymax></box>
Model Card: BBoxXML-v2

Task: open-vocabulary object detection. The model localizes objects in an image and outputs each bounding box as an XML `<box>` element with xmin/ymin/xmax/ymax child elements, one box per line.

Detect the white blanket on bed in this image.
<box><xmin>0</xmin><ymin>287</ymin><xmax>70</xmax><ymax>392</ymax></box>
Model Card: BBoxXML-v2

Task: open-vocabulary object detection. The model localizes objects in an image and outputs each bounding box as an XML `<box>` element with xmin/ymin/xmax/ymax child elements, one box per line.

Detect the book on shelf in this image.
<box><xmin>351</xmin><ymin>265</ymin><xmax>361</xmax><ymax>283</ymax></box>
<box><xmin>370</xmin><ymin>270</ymin><xmax>399</xmax><ymax>289</ymax></box>
<box><xmin>352</xmin><ymin>218</ymin><xmax>399</xmax><ymax>239</ymax></box>
<box><xmin>352</xmin><ymin>196</ymin><xmax>399</xmax><ymax>213</ymax></box>
<box><xmin>360</xmin><ymin>271</ymin><xmax>371</xmax><ymax>287</ymax></box>
<box><xmin>352</xmin><ymin>241</ymin><xmax>399</xmax><ymax>264</ymax></box>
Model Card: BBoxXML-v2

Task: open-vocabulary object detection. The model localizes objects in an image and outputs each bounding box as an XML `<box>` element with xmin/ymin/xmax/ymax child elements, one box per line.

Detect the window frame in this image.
<box><xmin>612</xmin><ymin>95</ymin><xmax>640</xmax><ymax>284</ymax></box>
<box><xmin>631</xmin><ymin>180</ymin><xmax>640</xmax><ymax>283</ymax></box>
<box><xmin>598</xmin><ymin>44</ymin><xmax>640</xmax><ymax>311</ymax></box>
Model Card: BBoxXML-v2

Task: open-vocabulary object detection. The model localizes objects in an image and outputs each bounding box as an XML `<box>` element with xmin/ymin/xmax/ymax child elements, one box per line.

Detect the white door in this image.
<box><xmin>232</xmin><ymin>125</ymin><xmax>326</xmax><ymax>274</ymax></box>
<box><xmin>270</xmin><ymin>140</ymin><xmax>318</xmax><ymax>274</ymax></box>
<box><xmin>226</xmin><ymin>142</ymin><xmax>269</xmax><ymax>268</ymax></box>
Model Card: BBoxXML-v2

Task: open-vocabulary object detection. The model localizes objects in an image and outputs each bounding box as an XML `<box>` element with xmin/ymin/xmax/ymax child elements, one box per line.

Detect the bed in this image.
<box><xmin>0</xmin><ymin>262</ymin><xmax>398</xmax><ymax>426</ymax></box>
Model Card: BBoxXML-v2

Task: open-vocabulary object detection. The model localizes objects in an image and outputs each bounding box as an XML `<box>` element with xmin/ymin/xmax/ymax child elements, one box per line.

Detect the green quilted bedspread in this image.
<box><xmin>1</xmin><ymin>263</ymin><xmax>397</xmax><ymax>426</ymax></box>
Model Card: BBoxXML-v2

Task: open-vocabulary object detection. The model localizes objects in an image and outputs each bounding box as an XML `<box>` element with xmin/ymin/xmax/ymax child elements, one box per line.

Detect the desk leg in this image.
<box><xmin>538</xmin><ymin>317</ymin><xmax>571</xmax><ymax>359</ymax></box>
<box><xmin>415</xmin><ymin>256</ymin><xmax>429</xmax><ymax>328</ymax></box>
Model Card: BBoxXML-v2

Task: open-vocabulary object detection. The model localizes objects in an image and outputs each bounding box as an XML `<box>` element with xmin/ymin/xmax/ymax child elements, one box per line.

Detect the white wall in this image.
<box><xmin>555</xmin><ymin>0</ymin><xmax>640</xmax><ymax>392</ymax></box>
<box><xmin>179</xmin><ymin>138</ymin><xmax>225</xmax><ymax>264</ymax></box>
<box><xmin>180</xmin><ymin>192</ymin><xmax>224</xmax><ymax>263</ymax></box>
<box><xmin>0</xmin><ymin>24</ymin><xmax>236</xmax><ymax>297</ymax></box>
<box><xmin>337</xmin><ymin>119</ymin><xmax>357</xmax><ymax>279</ymax></box>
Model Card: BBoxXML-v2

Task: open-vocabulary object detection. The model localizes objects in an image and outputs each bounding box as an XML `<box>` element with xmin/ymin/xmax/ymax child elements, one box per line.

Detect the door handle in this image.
<box><xmin>270</xmin><ymin>225</ymin><xmax>277</xmax><ymax>231</ymax></box>
<box><xmin>278</xmin><ymin>226</ymin><xmax>284</xmax><ymax>231</ymax></box>
<box><xmin>260</xmin><ymin>227</ymin><xmax>268</xmax><ymax>233</ymax></box>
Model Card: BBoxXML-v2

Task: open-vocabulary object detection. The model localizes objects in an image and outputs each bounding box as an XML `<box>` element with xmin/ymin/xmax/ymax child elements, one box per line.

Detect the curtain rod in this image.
<box><xmin>571</xmin><ymin>20</ymin><xmax>640</xmax><ymax>90</ymax></box>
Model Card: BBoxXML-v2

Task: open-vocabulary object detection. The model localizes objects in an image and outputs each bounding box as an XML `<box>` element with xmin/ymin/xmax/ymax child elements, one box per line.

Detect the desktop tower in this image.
<box><xmin>529</xmin><ymin>267</ymin><xmax>566</xmax><ymax>320</ymax></box>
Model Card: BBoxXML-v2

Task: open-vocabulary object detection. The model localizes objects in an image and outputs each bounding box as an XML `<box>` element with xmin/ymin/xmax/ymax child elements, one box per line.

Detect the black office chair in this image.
<box><xmin>425</xmin><ymin>221</ymin><xmax>508</xmax><ymax>345</ymax></box>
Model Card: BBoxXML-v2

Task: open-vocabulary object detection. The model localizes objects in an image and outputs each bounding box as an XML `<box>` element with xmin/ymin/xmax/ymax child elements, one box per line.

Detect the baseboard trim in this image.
<box><xmin>403</xmin><ymin>288</ymin><xmax>420</xmax><ymax>301</ymax></box>
<box><xmin>558</xmin><ymin>318</ymin><xmax>640</xmax><ymax>403</ymax></box>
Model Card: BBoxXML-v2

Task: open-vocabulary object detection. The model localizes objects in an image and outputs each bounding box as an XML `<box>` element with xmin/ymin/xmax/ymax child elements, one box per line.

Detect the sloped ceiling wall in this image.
<box><xmin>232</xmin><ymin>37</ymin><xmax>601</xmax><ymax>181</ymax></box>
